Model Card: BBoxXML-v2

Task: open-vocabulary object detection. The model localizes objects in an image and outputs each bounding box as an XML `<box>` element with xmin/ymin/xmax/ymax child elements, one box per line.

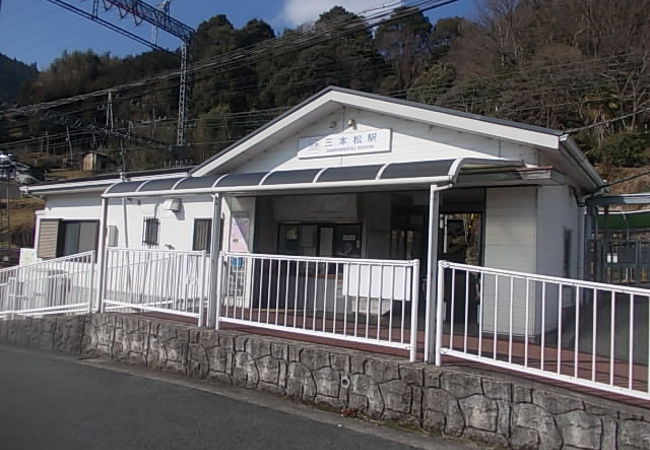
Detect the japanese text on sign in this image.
<box><xmin>298</xmin><ymin>128</ymin><xmax>392</xmax><ymax>159</ymax></box>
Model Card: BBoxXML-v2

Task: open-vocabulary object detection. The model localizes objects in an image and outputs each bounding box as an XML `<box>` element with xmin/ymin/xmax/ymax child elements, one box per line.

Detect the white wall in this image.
<box><xmin>480</xmin><ymin>185</ymin><xmax>583</xmax><ymax>337</ymax></box>
<box><xmin>482</xmin><ymin>187</ymin><xmax>537</xmax><ymax>336</ymax></box>
<box><xmin>38</xmin><ymin>191</ymin><xmax>103</xmax><ymax>221</ymax></box>
<box><xmin>484</xmin><ymin>187</ymin><xmax>537</xmax><ymax>273</ymax></box>
<box><xmin>105</xmin><ymin>195</ymin><xmax>214</xmax><ymax>251</ymax></box>
<box><xmin>536</xmin><ymin>185</ymin><xmax>581</xmax><ymax>278</ymax></box>
<box><xmin>232</xmin><ymin>107</ymin><xmax>539</xmax><ymax>173</ymax></box>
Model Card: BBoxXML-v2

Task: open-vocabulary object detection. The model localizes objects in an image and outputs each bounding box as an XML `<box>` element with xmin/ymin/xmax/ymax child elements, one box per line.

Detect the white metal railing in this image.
<box><xmin>101</xmin><ymin>248</ymin><xmax>208</xmax><ymax>325</ymax></box>
<box><xmin>436</xmin><ymin>260</ymin><xmax>650</xmax><ymax>400</ymax></box>
<box><xmin>0</xmin><ymin>251</ymin><xmax>95</xmax><ymax>318</ymax></box>
<box><xmin>216</xmin><ymin>252</ymin><xmax>420</xmax><ymax>361</ymax></box>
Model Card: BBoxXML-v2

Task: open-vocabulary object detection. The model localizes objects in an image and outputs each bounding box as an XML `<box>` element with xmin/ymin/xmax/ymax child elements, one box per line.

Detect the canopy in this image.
<box><xmin>102</xmin><ymin>158</ymin><xmax>524</xmax><ymax>198</ymax></box>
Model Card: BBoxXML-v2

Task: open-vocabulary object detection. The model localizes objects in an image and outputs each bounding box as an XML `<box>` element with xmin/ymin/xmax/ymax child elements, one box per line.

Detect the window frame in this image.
<box><xmin>55</xmin><ymin>220</ymin><xmax>99</xmax><ymax>257</ymax></box>
<box><xmin>142</xmin><ymin>217</ymin><xmax>160</xmax><ymax>247</ymax></box>
<box><xmin>192</xmin><ymin>218</ymin><xmax>212</xmax><ymax>252</ymax></box>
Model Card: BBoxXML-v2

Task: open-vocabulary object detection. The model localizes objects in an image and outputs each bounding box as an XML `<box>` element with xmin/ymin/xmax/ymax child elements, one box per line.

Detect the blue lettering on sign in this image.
<box><xmin>353</xmin><ymin>135</ymin><xmax>363</xmax><ymax>144</ymax></box>
<box><xmin>367</xmin><ymin>132</ymin><xmax>378</xmax><ymax>143</ymax></box>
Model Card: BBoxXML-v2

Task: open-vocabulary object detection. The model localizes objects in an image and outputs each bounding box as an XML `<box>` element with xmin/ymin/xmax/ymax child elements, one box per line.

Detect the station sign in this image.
<box><xmin>298</xmin><ymin>128</ymin><xmax>392</xmax><ymax>159</ymax></box>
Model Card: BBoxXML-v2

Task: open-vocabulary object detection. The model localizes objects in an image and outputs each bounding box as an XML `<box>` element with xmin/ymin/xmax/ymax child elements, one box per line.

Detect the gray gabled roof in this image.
<box><xmin>190</xmin><ymin>86</ymin><xmax>565</xmax><ymax>175</ymax></box>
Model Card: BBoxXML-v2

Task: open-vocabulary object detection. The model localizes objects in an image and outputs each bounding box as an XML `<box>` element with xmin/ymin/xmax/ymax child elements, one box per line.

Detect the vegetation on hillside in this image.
<box><xmin>2</xmin><ymin>0</ymin><xmax>649</xmax><ymax>183</ymax></box>
<box><xmin>0</xmin><ymin>53</ymin><xmax>37</xmax><ymax>101</ymax></box>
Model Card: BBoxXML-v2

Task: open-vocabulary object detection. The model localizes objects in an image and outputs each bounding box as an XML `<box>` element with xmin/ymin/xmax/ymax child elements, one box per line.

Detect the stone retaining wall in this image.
<box><xmin>0</xmin><ymin>313</ymin><xmax>648</xmax><ymax>450</ymax></box>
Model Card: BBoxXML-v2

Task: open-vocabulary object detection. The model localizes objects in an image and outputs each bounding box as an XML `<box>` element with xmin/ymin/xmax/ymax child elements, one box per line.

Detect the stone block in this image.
<box><xmin>198</xmin><ymin>331</ymin><xmax>219</xmax><ymax>351</ymax></box>
<box><xmin>423</xmin><ymin>410</ymin><xmax>446</xmax><ymax>434</ymax></box>
<box><xmin>555</xmin><ymin>410</ymin><xmax>601</xmax><ymax>450</ymax></box>
<box><xmin>300</xmin><ymin>347</ymin><xmax>330</xmax><ymax>370</ymax></box>
<box><xmin>330</xmin><ymin>353</ymin><xmax>350</xmax><ymax>372</ymax></box>
<box><xmin>286</xmin><ymin>362</ymin><xmax>316</xmax><ymax>400</ymax></box>
<box><xmin>513</xmin><ymin>403</ymin><xmax>562</xmax><ymax>450</ymax></box>
<box><xmin>440</xmin><ymin>372</ymin><xmax>482</xmax><ymax>398</ymax></box>
<box><xmin>424</xmin><ymin>368</ymin><xmax>441</xmax><ymax>388</ymax></box>
<box><xmin>350</xmin><ymin>354</ymin><xmax>367</xmax><ymax>374</ymax></box>
<box><xmin>423</xmin><ymin>388</ymin><xmax>464</xmax><ymax>437</ymax></box>
<box><xmin>399</xmin><ymin>364</ymin><xmax>423</xmax><ymax>386</ymax></box>
<box><xmin>206</xmin><ymin>346</ymin><xmax>229</xmax><ymax>374</ymax></box>
<box><xmin>601</xmin><ymin>416</ymin><xmax>617</xmax><ymax>450</ymax></box>
<box><xmin>411</xmin><ymin>386</ymin><xmax>422</xmax><ymax>418</ymax></box>
<box><xmin>288</xmin><ymin>345</ymin><xmax>301</xmax><ymax>362</ymax></box>
<box><xmin>532</xmin><ymin>390</ymin><xmax>584</xmax><ymax>414</ymax></box>
<box><xmin>218</xmin><ymin>334</ymin><xmax>235</xmax><ymax>351</ymax></box>
<box><xmin>235</xmin><ymin>335</ymin><xmax>247</xmax><ymax>352</ymax></box>
<box><xmin>619</xmin><ymin>420</ymin><xmax>650</xmax><ymax>449</ymax></box>
<box><xmin>271</xmin><ymin>342</ymin><xmax>288</xmax><ymax>360</ymax></box>
<box><xmin>314</xmin><ymin>367</ymin><xmax>340</xmax><ymax>398</ymax></box>
<box><xmin>482</xmin><ymin>378</ymin><xmax>511</xmax><ymax>401</ymax></box>
<box><xmin>459</xmin><ymin>395</ymin><xmax>498</xmax><ymax>432</ymax></box>
<box><xmin>496</xmin><ymin>400</ymin><xmax>511</xmax><ymax>437</ymax></box>
<box><xmin>511</xmin><ymin>426</ymin><xmax>539</xmax><ymax>450</ymax></box>
<box><xmin>364</xmin><ymin>358</ymin><xmax>399</xmax><ymax>383</ymax></box>
<box><xmin>379</xmin><ymin>379</ymin><xmax>411</xmax><ymax>413</ymax></box>
<box><xmin>247</xmin><ymin>338</ymin><xmax>271</xmax><ymax>359</ymax></box>
<box><xmin>187</xmin><ymin>343</ymin><xmax>209</xmax><ymax>379</ymax></box>
<box><xmin>257</xmin><ymin>356</ymin><xmax>280</xmax><ymax>384</ymax></box>
<box><xmin>351</xmin><ymin>374</ymin><xmax>384</xmax><ymax>418</ymax></box>
<box><xmin>233</xmin><ymin>352</ymin><xmax>258</xmax><ymax>388</ymax></box>
<box><xmin>513</xmin><ymin>385</ymin><xmax>532</xmax><ymax>403</ymax></box>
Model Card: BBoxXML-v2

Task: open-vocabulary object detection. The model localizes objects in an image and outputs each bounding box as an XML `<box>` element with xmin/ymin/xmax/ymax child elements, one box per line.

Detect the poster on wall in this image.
<box><xmin>229</xmin><ymin>212</ymin><xmax>250</xmax><ymax>253</ymax></box>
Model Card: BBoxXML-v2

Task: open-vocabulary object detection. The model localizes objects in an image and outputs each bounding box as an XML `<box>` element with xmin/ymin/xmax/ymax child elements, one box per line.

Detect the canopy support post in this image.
<box><xmin>424</xmin><ymin>184</ymin><xmax>442</xmax><ymax>363</ymax></box>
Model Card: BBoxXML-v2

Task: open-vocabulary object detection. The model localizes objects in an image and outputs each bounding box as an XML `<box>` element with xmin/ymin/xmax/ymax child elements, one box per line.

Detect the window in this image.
<box><xmin>277</xmin><ymin>223</ymin><xmax>361</xmax><ymax>258</ymax></box>
<box><xmin>56</xmin><ymin>220</ymin><xmax>99</xmax><ymax>257</ymax></box>
<box><xmin>192</xmin><ymin>219</ymin><xmax>212</xmax><ymax>252</ymax></box>
<box><xmin>142</xmin><ymin>217</ymin><xmax>160</xmax><ymax>246</ymax></box>
<box><xmin>37</xmin><ymin>219</ymin><xmax>60</xmax><ymax>259</ymax></box>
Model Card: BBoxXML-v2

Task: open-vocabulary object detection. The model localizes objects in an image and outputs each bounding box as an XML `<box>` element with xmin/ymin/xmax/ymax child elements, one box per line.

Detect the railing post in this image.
<box><xmin>409</xmin><ymin>260</ymin><xmax>420</xmax><ymax>362</ymax></box>
<box><xmin>197</xmin><ymin>250</ymin><xmax>207</xmax><ymax>327</ymax></box>
<box><xmin>435</xmin><ymin>261</ymin><xmax>445</xmax><ymax>366</ymax></box>
<box><xmin>214</xmin><ymin>252</ymin><xmax>224</xmax><ymax>330</ymax></box>
<box><xmin>10</xmin><ymin>267</ymin><xmax>20</xmax><ymax>319</ymax></box>
<box><xmin>88</xmin><ymin>251</ymin><xmax>95</xmax><ymax>313</ymax></box>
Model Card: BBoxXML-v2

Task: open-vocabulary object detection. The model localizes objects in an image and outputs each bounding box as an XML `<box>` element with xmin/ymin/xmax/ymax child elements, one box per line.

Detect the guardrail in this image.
<box><xmin>101</xmin><ymin>248</ymin><xmax>208</xmax><ymax>325</ymax></box>
<box><xmin>0</xmin><ymin>251</ymin><xmax>95</xmax><ymax>318</ymax></box>
<box><xmin>216</xmin><ymin>252</ymin><xmax>420</xmax><ymax>361</ymax></box>
<box><xmin>436</xmin><ymin>260</ymin><xmax>650</xmax><ymax>400</ymax></box>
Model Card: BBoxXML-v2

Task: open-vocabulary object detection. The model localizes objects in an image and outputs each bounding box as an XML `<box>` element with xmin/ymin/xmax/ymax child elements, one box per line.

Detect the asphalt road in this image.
<box><xmin>0</xmin><ymin>346</ymin><xmax>472</xmax><ymax>450</ymax></box>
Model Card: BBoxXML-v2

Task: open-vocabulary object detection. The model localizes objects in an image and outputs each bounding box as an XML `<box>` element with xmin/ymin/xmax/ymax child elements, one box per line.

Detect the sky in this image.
<box><xmin>0</xmin><ymin>0</ymin><xmax>475</xmax><ymax>70</ymax></box>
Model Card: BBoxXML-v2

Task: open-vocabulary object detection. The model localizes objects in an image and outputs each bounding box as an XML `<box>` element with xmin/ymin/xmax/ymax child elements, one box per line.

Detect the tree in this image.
<box><xmin>257</xmin><ymin>7</ymin><xmax>385</xmax><ymax>107</ymax></box>
<box><xmin>375</xmin><ymin>7</ymin><xmax>432</xmax><ymax>90</ymax></box>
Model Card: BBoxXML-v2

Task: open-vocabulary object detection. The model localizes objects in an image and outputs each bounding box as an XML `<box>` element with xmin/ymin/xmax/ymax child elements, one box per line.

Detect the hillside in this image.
<box><xmin>0</xmin><ymin>53</ymin><xmax>37</xmax><ymax>100</ymax></box>
<box><xmin>1</xmin><ymin>0</ymin><xmax>649</xmax><ymax>187</ymax></box>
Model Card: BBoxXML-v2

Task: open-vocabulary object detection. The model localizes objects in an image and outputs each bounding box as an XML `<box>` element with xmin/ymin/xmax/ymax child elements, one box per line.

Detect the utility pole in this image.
<box><xmin>106</xmin><ymin>91</ymin><xmax>114</xmax><ymax>131</ymax></box>
<box><xmin>47</xmin><ymin>0</ymin><xmax>195</xmax><ymax>146</ymax></box>
<box><xmin>65</xmin><ymin>126</ymin><xmax>74</xmax><ymax>167</ymax></box>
